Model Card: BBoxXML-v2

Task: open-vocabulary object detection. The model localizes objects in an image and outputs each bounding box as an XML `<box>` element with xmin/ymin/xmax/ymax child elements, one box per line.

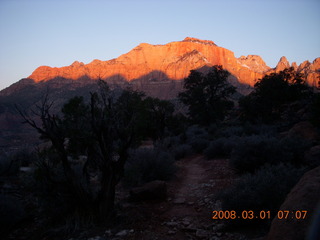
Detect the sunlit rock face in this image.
<box><xmin>262</xmin><ymin>56</ymin><xmax>320</xmax><ymax>88</ymax></box>
<box><xmin>299</xmin><ymin>58</ymin><xmax>320</xmax><ymax>87</ymax></box>
<box><xmin>28</xmin><ymin>37</ymin><xmax>319</xmax><ymax>88</ymax></box>
<box><xmin>275</xmin><ymin>56</ymin><xmax>290</xmax><ymax>72</ymax></box>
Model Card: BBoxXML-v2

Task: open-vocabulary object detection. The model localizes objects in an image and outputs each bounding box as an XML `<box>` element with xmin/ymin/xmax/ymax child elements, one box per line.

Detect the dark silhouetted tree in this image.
<box><xmin>18</xmin><ymin>81</ymin><xmax>174</xmax><ymax>225</ymax></box>
<box><xmin>178</xmin><ymin>66</ymin><xmax>236</xmax><ymax>125</ymax></box>
<box><xmin>144</xmin><ymin>97</ymin><xmax>175</xmax><ymax>141</ymax></box>
<box><xmin>240</xmin><ymin>67</ymin><xmax>311</xmax><ymax>122</ymax></box>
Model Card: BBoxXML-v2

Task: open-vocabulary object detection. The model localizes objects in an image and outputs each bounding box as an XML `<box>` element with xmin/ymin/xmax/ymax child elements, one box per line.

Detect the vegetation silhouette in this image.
<box><xmin>239</xmin><ymin>67</ymin><xmax>312</xmax><ymax>123</ymax></box>
<box><xmin>178</xmin><ymin>65</ymin><xmax>236</xmax><ymax>125</ymax></box>
<box><xmin>17</xmin><ymin>80</ymin><xmax>180</xmax><ymax>227</ymax></box>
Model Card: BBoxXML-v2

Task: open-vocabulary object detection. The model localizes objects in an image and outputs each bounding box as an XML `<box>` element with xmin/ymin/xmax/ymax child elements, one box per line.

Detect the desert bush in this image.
<box><xmin>172</xmin><ymin>144</ymin><xmax>194</xmax><ymax>160</ymax></box>
<box><xmin>0</xmin><ymin>194</ymin><xmax>26</xmax><ymax>235</ymax></box>
<box><xmin>204</xmin><ymin>136</ymin><xmax>240</xmax><ymax>159</ymax></box>
<box><xmin>156</xmin><ymin>136</ymin><xmax>182</xmax><ymax>151</ymax></box>
<box><xmin>279</xmin><ymin>136</ymin><xmax>311</xmax><ymax>166</ymax></box>
<box><xmin>230</xmin><ymin>136</ymin><xmax>282</xmax><ymax>173</ymax></box>
<box><xmin>27</xmin><ymin>148</ymin><xmax>94</xmax><ymax>228</ymax></box>
<box><xmin>10</xmin><ymin>149</ymin><xmax>37</xmax><ymax>167</ymax></box>
<box><xmin>181</xmin><ymin>125</ymin><xmax>210</xmax><ymax>154</ymax></box>
<box><xmin>0</xmin><ymin>149</ymin><xmax>38</xmax><ymax>177</ymax></box>
<box><xmin>0</xmin><ymin>156</ymin><xmax>20</xmax><ymax>177</ymax></box>
<box><xmin>216</xmin><ymin>125</ymin><xmax>245</xmax><ymax>138</ymax></box>
<box><xmin>123</xmin><ymin>148</ymin><xmax>177</xmax><ymax>187</ymax></box>
<box><xmin>189</xmin><ymin>138</ymin><xmax>210</xmax><ymax>154</ymax></box>
<box><xmin>219</xmin><ymin>163</ymin><xmax>306</xmax><ymax>226</ymax></box>
<box><xmin>242</xmin><ymin>123</ymin><xmax>277</xmax><ymax>136</ymax></box>
<box><xmin>230</xmin><ymin>135</ymin><xmax>311</xmax><ymax>174</ymax></box>
<box><xmin>32</xmin><ymin>162</ymin><xmax>76</xmax><ymax>220</ymax></box>
<box><xmin>185</xmin><ymin>125</ymin><xmax>209</xmax><ymax>139</ymax></box>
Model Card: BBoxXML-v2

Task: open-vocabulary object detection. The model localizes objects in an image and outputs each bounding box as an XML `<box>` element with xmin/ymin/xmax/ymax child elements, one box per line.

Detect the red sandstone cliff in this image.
<box><xmin>28</xmin><ymin>37</ymin><xmax>320</xmax><ymax>88</ymax></box>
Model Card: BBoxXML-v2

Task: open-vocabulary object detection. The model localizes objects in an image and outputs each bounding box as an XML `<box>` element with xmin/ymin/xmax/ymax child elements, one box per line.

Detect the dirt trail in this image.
<box><xmin>174</xmin><ymin>155</ymin><xmax>206</xmax><ymax>201</ymax></box>
<box><xmin>120</xmin><ymin>155</ymin><xmax>238</xmax><ymax>240</ymax></box>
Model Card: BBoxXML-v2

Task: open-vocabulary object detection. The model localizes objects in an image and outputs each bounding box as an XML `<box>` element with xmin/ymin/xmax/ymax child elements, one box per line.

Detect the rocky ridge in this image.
<box><xmin>26</xmin><ymin>37</ymin><xmax>320</xmax><ymax>89</ymax></box>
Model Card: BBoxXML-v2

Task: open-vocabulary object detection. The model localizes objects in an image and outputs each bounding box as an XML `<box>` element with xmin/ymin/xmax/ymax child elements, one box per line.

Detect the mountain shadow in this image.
<box><xmin>0</xmin><ymin>67</ymin><xmax>251</xmax><ymax>154</ymax></box>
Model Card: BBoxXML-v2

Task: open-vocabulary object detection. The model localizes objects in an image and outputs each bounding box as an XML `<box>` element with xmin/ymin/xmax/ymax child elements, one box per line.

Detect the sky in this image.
<box><xmin>0</xmin><ymin>0</ymin><xmax>319</xmax><ymax>91</ymax></box>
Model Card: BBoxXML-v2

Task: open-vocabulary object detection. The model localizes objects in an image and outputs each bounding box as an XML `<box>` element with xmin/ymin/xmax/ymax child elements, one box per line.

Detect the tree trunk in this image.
<box><xmin>96</xmin><ymin>167</ymin><xmax>116</xmax><ymax>221</ymax></box>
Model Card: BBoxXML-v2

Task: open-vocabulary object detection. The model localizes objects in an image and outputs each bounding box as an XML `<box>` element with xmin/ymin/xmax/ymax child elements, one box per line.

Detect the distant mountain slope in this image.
<box><xmin>24</xmin><ymin>37</ymin><xmax>319</xmax><ymax>88</ymax></box>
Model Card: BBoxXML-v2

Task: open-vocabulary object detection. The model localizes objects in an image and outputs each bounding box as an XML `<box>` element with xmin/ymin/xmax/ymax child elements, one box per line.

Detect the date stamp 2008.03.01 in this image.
<box><xmin>212</xmin><ymin>210</ymin><xmax>308</xmax><ymax>220</ymax></box>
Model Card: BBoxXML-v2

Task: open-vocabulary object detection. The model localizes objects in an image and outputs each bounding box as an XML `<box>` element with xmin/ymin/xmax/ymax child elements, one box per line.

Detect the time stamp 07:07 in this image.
<box><xmin>212</xmin><ymin>210</ymin><xmax>308</xmax><ymax>220</ymax></box>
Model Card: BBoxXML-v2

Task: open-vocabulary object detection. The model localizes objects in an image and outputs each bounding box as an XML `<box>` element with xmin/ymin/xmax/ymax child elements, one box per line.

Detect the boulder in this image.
<box><xmin>304</xmin><ymin>145</ymin><xmax>320</xmax><ymax>167</ymax></box>
<box><xmin>267</xmin><ymin>166</ymin><xmax>320</xmax><ymax>240</ymax></box>
<box><xmin>287</xmin><ymin>121</ymin><xmax>319</xmax><ymax>142</ymax></box>
<box><xmin>130</xmin><ymin>180</ymin><xmax>167</xmax><ymax>201</ymax></box>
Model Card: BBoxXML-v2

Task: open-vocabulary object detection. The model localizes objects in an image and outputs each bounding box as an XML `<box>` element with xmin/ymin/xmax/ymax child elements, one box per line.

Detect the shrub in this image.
<box><xmin>156</xmin><ymin>136</ymin><xmax>182</xmax><ymax>151</ymax></box>
<box><xmin>0</xmin><ymin>194</ymin><xmax>26</xmax><ymax>235</ymax></box>
<box><xmin>230</xmin><ymin>135</ymin><xmax>311</xmax><ymax>174</ymax></box>
<box><xmin>219</xmin><ymin>163</ymin><xmax>306</xmax><ymax>226</ymax></box>
<box><xmin>230</xmin><ymin>136</ymin><xmax>282</xmax><ymax>173</ymax></box>
<box><xmin>27</xmin><ymin>148</ymin><xmax>93</xmax><ymax>227</ymax></box>
<box><xmin>10</xmin><ymin>149</ymin><xmax>37</xmax><ymax>167</ymax></box>
<box><xmin>185</xmin><ymin>125</ymin><xmax>209</xmax><ymax>139</ymax></box>
<box><xmin>204</xmin><ymin>136</ymin><xmax>240</xmax><ymax>159</ymax></box>
<box><xmin>189</xmin><ymin>138</ymin><xmax>210</xmax><ymax>154</ymax></box>
<box><xmin>242</xmin><ymin>123</ymin><xmax>277</xmax><ymax>136</ymax></box>
<box><xmin>0</xmin><ymin>149</ymin><xmax>38</xmax><ymax>177</ymax></box>
<box><xmin>183</xmin><ymin>125</ymin><xmax>211</xmax><ymax>154</ymax></box>
<box><xmin>0</xmin><ymin>156</ymin><xmax>20</xmax><ymax>177</ymax></box>
<box><xmin>216</xmin><ymin>125</ymin><xmax>245</xmax><ymax>138</ymax></box>
<box><xmin>123</xmin><ymin>148</ymin><xmax>177</xmax><ymax>187</ymax></box>
<box><xmin>172</xmin><ymin>144</ymin><xmax>194</xmax><ymax>160</ymax></box>
<box><xmin>279</xmin><ymin>136</ymin><xmax>311</xmax><ymax>166</ymax></box>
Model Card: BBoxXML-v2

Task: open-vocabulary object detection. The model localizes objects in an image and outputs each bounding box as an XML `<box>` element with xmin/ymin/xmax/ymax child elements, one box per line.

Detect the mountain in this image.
<box><xmin>0</xmin><ymin>37</ymin><xmax>319</xmax><ymax>153</ymax></box>
<box><xmin>27</xmin><ymin>37</ymin><xmax>264</xmax><ymax>87</ymax></box>
<box><xmin>24</xmin><ymin>37</ymin><xmax>319</xmax><ymax>88</ymax></box>
<box><xmin>2</xmin><ymin>37</ymin><xmax>319</xmax><ymax>98</ymax></box>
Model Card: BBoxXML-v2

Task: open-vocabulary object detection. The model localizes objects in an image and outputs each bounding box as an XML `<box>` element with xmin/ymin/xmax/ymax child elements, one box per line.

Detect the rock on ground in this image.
<box><xmin>129</xmin><ymin>180</ymin><xmax>167</xmax><ymax>202</ymax></box>
<box><xmin>267</xmin><ymin>166</ymin><xmax>320</xmax><ymax>240</ymax></box>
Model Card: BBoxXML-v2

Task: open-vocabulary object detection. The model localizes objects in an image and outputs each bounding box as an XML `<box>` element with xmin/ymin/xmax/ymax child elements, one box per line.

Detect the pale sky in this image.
<box><xmin>0</xmin><ymin>0</ymin><xmax>319</xmax><ymax>90</ymax></box>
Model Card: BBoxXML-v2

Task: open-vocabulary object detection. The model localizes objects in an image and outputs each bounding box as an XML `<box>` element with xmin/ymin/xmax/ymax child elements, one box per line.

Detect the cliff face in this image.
<box><xmin>25</xmin><ymin>37</ymin><xmax>320</xmax><ymax>88</ymax></box>
<box><xmin>27</xmin><ymin>37</ymin><xmax>265</xmax><ymax>87</ymax></box>
<box><xmin>298</xmin><ymin>58</ymin><xmax>320</xmax><ymax>87</ymax></box>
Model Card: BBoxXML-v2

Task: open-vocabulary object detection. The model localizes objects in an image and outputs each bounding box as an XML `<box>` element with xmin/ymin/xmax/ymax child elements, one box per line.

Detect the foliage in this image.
<box><xmin>178</xmin><ymin>66</ymin><xmax>236</xmax><ymax>125</ymax></box>
<box><xmin>60</xmin><ymin>96</ymin><xmax>91</xmax><ymax>156</ymax></box>
<box><xmin>17</xmin><ymin>80</ymin><xmax>178</xmax><ymax>226</ymax></box>
<box><xmin>172</xmin><ymin>144</ymin><xmax>194</xmax><ymax>160</ymax></box>
<box><xmin>204</xmin><ymin>136</ymin><xmax>239</xmax><ymax>159</ymax></box>
<box><xmin>142</xmin><ymin>97</ymin><xmax>176</xmax><ymax>141</ymax></box>
<box><xmin>0</xmin><ymin>149</ymin><xmax>36</xmax><ymax>177</ymax></box>
<box><xmin>184</xmin><ymin>125</ymin><xmax>210</xmax><ymax>153</ymax></box>
<box><xmin>219</xmin><ymin>163</ymin><xmax>306</xmax><ymax>226</ymax></box>
<box><xmin>189</xmin><ymin>138</ymin><xmax>210</xmax><ymax>154</ymax></box>
<box><xmin>0</xmin><ymin>156</ymin><xmax>20</xmax><ymax>177</ymax></box>
<box><xmin>203</xmin><ymin>123</ymin><xmax>277</xmax><ymax>160</ymax></box>
<box><xmin>239</xmin><ymin>67</ymin><xmax>312</xmax><ymax>122</ymax></box>
<box><xmin>123</xmin><ymin>148</ymin><xmax>176</xmax><ymax>188</ymax></box>
<box><xmin>0</xmin><ymin>194</ymin><xmax>26</xmax><ymax>235</ymax></box>
<box><xmin>230</xmin><ymin>135</ymin><xmax>310</xmax><ymax>174</ymax></box>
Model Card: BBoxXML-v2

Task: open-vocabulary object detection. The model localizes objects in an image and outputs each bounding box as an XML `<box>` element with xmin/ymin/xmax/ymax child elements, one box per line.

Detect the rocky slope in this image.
<box><xmin>26</xmin><ymin>37</ymin><xmax>320</xmax><ymax>89</ymax></box>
